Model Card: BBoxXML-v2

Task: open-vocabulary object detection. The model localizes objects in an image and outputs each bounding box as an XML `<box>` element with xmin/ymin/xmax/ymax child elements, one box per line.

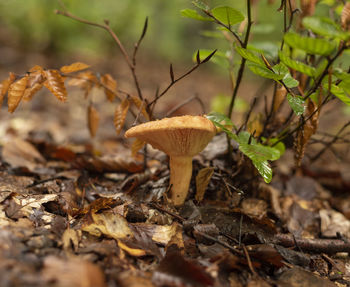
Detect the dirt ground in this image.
<box><xmin>0</xmin><ymin>51</ymin><xmax>350</xmax><ymax>287</ymax></box>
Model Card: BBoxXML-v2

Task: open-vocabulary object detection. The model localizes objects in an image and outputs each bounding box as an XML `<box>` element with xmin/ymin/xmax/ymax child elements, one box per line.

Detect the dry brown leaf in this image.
<box><xmin>131</xmin><ymin>138</ymin><xmax>145</xmax><ymax>158</ymax></box>
<box><xmin>62</xmin><ymin>228</ymin><xmax>81</xmax><ymax>252</ymax></box>
<box><xmin>131</xmin><ymin>96</ymin><xmax>150</xmax><ymax>120</ymax></box>
<box><xmin>0</xmin><ymin>72</ymin><xmax>16</xmax><ymax>106</ymax></box>
<box><xmin>117</xmin><ymin>240</ymin><xmax>147</xmax><ymax>257</ymax></box>
<box><xmin>273</xmin><ymin>86</ymin><xmax>287</xmax><ymax>112</ymax></box>
<box><xmin>114</xmin><ymin>98</ymin><xmax>130</xmax><ymax>134</ymax></box>
<box><xmin>60</xmin><ymin>62</ymin><xmax>90</xmax><ymax>74</ymax></box>
<box><xmin>247</xmin><ymin>114</ymin><xmax>263</xmax><ymax>137</ymax></box>
<box><xmin>23</xmin><ymin>71</ymin><xmax>45</xmax><ymax>101</ymax></box>
<box><xmin>2</xmin><ymin>137</ymin><xmax>46</xmax><ymax>171</ymax></box>
<box><xmin>44</xmin><ymin>69</ymin><xmax>67</xmax><ymax>102</ymax></box>
<box><xmin>42</xmin><ymin>256</ymin><xmax>107</xmax><ymax>287</ymax></box>
<box><xmin>294</xmin><ymin>100</ymin><xmax>319</xmax><ymax>167</ymax></box>
<box><xmin>68</xmin><ymin>71</ymin><xmax>97</xmax><ymax>98</ymax></box>
<box><xmin>195</xmin><ymin>167</ymin><xmax>214</xmax><ymax>202</ymax></box>
<box><xmin>7</xmin><ymin>76</ymin><xmax>28</xmax><ymax>113</ymax></box>
<box><xmin>82</xmin><ymin>211</ymin><xmax>133</xmax><ymax>240</ymax></box>
<box><xmin>28</xmin><ymin>65</ymin><xmax>44</xmax><ymax>73</ymax></box>
<box><xmin>300</xmin><ymin>0</ymin><xmax>317</xmax><ymax>18</ymax></box>
<box><xmin>341</xmin><ymin>2</ymin><xmax>350</xmax><ymax>30</ymax></box>
<box><xmin>87</xmin><ymin>104</ymin><xmax>100</xmax><ymax>138</ymax></box>
<box><xmin>101</xmin><ymin>73</ymin><xmax>117</xmax><ymax>102</ymax></box>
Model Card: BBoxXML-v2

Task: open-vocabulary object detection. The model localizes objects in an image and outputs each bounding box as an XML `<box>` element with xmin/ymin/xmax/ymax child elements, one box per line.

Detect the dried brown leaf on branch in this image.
<box><xmin>114</xmin><ymin>98</ymin><xmax>130</xmax><ymax>134</ymax></box>
<box><xmin>273</xmin><ymin>86</ymin><xmax>287</xmax><ymax>112</ymax></box>
<box><xmin>44</xmin><ymin>69</ymin><xmax>67</xmax><ymax>102</ymax></box>
<box><xmin>8</xmin><ymin>75</ymin><xmax>28</xmax><ymax>113</ymax></box>
<box><xmin>131</xmin><ymin>96</ymin><xmax>150</xmax><ymax>120</ymax></box>
<box><xmin>87</xmin><ymin>104</ymin><xmax>100</xmax><ymax>138</ymax></box>
<box><xmin>294</xmin><ymin>100</ymin><xmax>319</xmax><ymax>166</ymax></box>
<box><xmin>23</xmin><ymin>71</ymin><xmax>45</xmax><ymax>101</ymax></box>
<box><xmin>341</xmin><ymin>2</ymin><xmax>350</xmax><ymax>30</ymax></box>
<box><xmin>195</xmin><ymin>167</ymin><xmax>214</xmax><ymax>202</ymax></box>
<box><xmin>131</xmin><ymin>138</ymin><xmax>145</xmax><ymax>158</ymax></box>
<box><xmin>300</xmin><ymin>0</ymin><xmax>317</xmax><ymax>18</ymax></box>
<box><xmin>101</xmin><ymin>73</ymin><xmax>118</xmax><ymax>102</ymax></box>
<box><xmin>68</xmin><ymin>71</ymin><xmax>97</xmax><ymax>98</ymax></box>
<box><xmin>1</xmin><ymin>72</ymin><xmax>16</xmax><ymax>107</ymax></box>
<box><xmin>60</xmin><ymin>62</ymin><xmax>90</xmax><ymax>74</ymax></box>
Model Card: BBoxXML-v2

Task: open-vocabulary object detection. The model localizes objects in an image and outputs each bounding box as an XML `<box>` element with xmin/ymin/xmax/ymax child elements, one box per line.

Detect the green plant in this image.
<box><xmin>182</xmin><ymin>0</ymin><xmax>350</xmax><ymax>183</ymax></box>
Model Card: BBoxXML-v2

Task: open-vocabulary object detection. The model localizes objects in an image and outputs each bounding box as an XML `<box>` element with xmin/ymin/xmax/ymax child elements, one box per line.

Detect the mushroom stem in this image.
<box><xmin>169</xmin><ymin>155</ymin><xmax>193</xmax><ymax>206</ymax></box>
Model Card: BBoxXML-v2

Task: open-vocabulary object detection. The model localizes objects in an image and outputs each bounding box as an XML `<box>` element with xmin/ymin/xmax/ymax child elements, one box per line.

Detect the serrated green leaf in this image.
<box><xmin>235</xmin><ymin>46</ymin><xmax>265</xmax><ymax>65</ymax></box>
<box><xmin>247</xmin><ymin>62</ymin><xmax>283</xmax><ymax>80</ymax></box>
<box><xmin>211</xmin><ymin>6</ymin><xmax>244</xmax><ymax>26</ymax></box>
<box><xmin>279</xmin><ymin>51</ymin><xmax>316</xmax><ymax>77</ymax></box>
<box><xmin>192</xmin><ymin>49</ymin><xmax>228</xmax><ymax>68</ymax></box>
<box><xmin>252</xmin><ymin>160</ymin><xmax>273</xmax><ymax>183</ymax></box>
<box><xmin>315</xmin><ymin>58</ymin><xmax>328</xmax><ymax>78</ymax></box>
<box><xmin>284</xmin><ymin>32</ymin><xmax>336</xmax><ymax>56</ymax></box>
<box><xmin>206</xmin><ymin>112</ymin><xmax>237</xmax><ymax>137</ymax></box>
<box><xmin>287</xmin><ymin>94</ymin><xmax>305</xmax><ymax>115</ymax></box>
<box><xmin>200</xmin><ymin>30</ymin><xmax>225</xmax><ymax>38</ymax></box>
<box><xmin>283</xmin><ymin>73</ymin><xmax>299</xmax><ymax>88</ymax></box>
<box><xmin>181</xmin><ymin>9</ymin><xmax>212</xmax><ymax>21</ymax></box>
<box><xmin>192</xmin><ymin>0</ymin><xmax>209</xmax><ymax>10</ymax></box>
<box><xmin>327</xmin><ymin>84</ymin><xmax>350</xmax><ymax>106</ymax></box>
<box><xmin>302</xmin><ymin>16</ymin><xmax>350</xmax><ymax>40</ymax></box>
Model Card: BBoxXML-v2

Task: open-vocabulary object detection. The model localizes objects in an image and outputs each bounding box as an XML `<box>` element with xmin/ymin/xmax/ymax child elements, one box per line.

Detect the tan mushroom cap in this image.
<box><xmin>124</xmin><ymin>115</ymin><xmax>216</xmax><ymax>156</ymax></box>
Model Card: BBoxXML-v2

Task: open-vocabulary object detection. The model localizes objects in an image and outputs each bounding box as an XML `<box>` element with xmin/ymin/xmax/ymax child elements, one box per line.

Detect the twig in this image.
<box><xmin>310</xmin><ymin>121</ymin><xmax>350</xmax><ymax>162</ymax></box>
<box><xmin>147</xmin><ymin>50</ymin><xmax>216</xmax><ymax>108</ymax></box>
<box><xmin>165</xmin><ymin>95</ymin><xmax>205</xmax><ymax>117</ymax></box>
<box><xmin>274</xmin><ymin>233</ymin><xmax>350</xmax><ymax>254</ymax></box>
<box><xmin>242</xmin><ymin>244</ymin><xmax>258</xmax><ymax>277</ymax></box>
<box><xmin>55</xmin><ymin>9</ymin><xmax>144</xmax><ymax>101</ymax></box>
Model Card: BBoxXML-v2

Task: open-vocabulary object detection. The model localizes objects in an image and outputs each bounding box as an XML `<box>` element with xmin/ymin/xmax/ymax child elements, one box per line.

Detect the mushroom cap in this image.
<box><xmin>125</xmin><ymin>115</ymin><xmax>216</xmax><ymax>157</ymax></box>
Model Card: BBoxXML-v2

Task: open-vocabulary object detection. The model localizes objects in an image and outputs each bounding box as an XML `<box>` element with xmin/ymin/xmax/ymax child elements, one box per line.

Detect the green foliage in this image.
<box><xmin>279</xmin><ymin>51</ymin><xmax>316</xmax><ymax>77</ymax></box>
<box><xmin>206</xmin><ymin>113</ymin><xmax>283</xmax><ymax>183</ymax></box>
<box><xmin>211</xmin><ymin>6</ymin><xmax>245</xmax><ymax>26</ymax></box>
<box><xmin>180</xmin><ymin>9</ymin><xmax>212</xmax><ymax>21</ymax></box>
<box><xmin>235</xmin><ymin>46</ymin><xmax>265</xmax><ymax>66</ymax></box>
<box><xmin>287</xmin><ymin>94</ymin><xmax>306</xmax><ymax>116</ymax></box>
<box><xmin>284</xmin><ymin>32</ymin><xmax>337</xmax><ymax>56</ymax></box>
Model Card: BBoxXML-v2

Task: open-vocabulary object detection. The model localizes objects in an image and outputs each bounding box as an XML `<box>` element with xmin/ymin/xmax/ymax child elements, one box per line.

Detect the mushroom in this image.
<box><xmin>125</xmin><ymin>115</ymin><xmax>216</xmax><ymax>206</ymax></box>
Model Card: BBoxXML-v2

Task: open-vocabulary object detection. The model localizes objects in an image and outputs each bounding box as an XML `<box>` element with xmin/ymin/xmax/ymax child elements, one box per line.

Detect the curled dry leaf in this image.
<box><xmin>131</xmin><ymin>96</ymin><xmax>150</xmax><ymax>120</ymax></box>
<box><xmin>114</xmin><ymin>98</ymin><xmax>130</xmax><ymax>135</ymax></box>
<box><xmin>87</xmin><ymin>104</ymin><xmax>100</xmax><ymax>138</ymax></box>
<box><xmin>101</xmin><ymin>73</ymin><xmax>118</xmax><ymax>102</ymax></box>
<box><xmin>131</xmin><ymin>138</ymin><xmax>145</xmax><ymax>158</ymax></box>
<box><xmin>195</xmin><ymin>167</ymin><xmax>214</xmax><ymax>202</ymax></box>
<box><xmin>62</xmin><ymin>228</ymin><xmax>81</xmax><ymax>252</ymax></box>
<box><xmin>68</xmin><ymin>71</ymin><xmax>97</xmax><ymax>98</ymax></box>
<box><xmin>60</xmin><ymin>62</ymin><xmax>90</xmax><ymax>74</ymax></box>
<box><xmin>28</xmin><ymin>65</ymin><xmax>44</xmax><ymax>73</ymax></box>
<box><xmin>0</xmin><ymin>72</ymin><xmax>16</xmax><ymax>107</ymax></box>
<box><xmin>8</xmin><ymin>76</ymin><xmax>28</xmax><ymax>113</ymax></box>
<box><xmin>273</xmin><ymin>86</ymin><xmax>287</xmax><ymax>112</ymax></box>
<box><xmin>294</xmin><ymin>100</ymin><xmax>319</xmax><ymax>167</ymax></box>
<box><xmin>44</xmin><ymin>69</ymin><xmax>67</xmax><ymax>102</ymax></box>
<box><xmin>300</xmin><ymin>0</ymin><xmax>317</xmax><ymax>18</ymax></box>
<box><xmin>82</xmin><ymin>211</ymin><xmax>133</xmax><ymax>240</ymax></box>
<box><xmin>341</xmin><ymin>2</ymin><xmax>350</xmax><ymax>30</ymax></box>
<box><xmin>23</xmin><ymin>71</ymin><xmax>45</xmax><ymax>101</ymax></box>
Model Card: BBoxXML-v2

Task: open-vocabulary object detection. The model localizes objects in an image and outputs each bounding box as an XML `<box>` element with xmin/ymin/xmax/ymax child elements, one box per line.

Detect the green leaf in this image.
<box><xmin>211</xmin><ymin>6</ymin><xmax>244</xmax><ymax>26</ymax></box>
<box><xmin>206</xmin><ymin>112</ymin><xmax>237</xmax><ymax>135</ymax></box>
<box><xmin>192</xmin><ymin>49</ymin><xmax>228</xmax><ymax>68</ymax></box>
<box><xmin>192</xmin><ymin>0</ymin><xmax>209</xmax><ymax>10</ymax></box>
<box><xmin>287</xmin><ymin>94</ymin><xmax>305</xmax><ymax>115</ymax></box>
<box><xmin>327</xmin><ymin>84</ymin><xmax>350</xmax><ymax>106</ymax></box>
<box><xmin>247</xmin><ymin>62</ymin><xmax>283</xmax><ymax>80</ymax></box>
<box><xmin>284</xmin><ymin>32</ymin><xmax>337</xmax><ymax>56</ymax></box>
<box><xmin>302</xmin><ymin>16</ymin><xmax>350</xmax><ymax>40</ymax></box>
<box><xmin>180</xmin><ymin>9</ymin><xmax>212</xmax><ymax>21</ymax></box>
<box><xmin>235</xmin><ymin>46</ymin><xmax>265</xmax><ymax>65</ymax></box>
<box><xmin>283</xmin><ymin>73</ymin><xmax>299</xmax><ymax>88</ymax></box>
<box><xmin>279</xmin><ymin>51</ymin><xmax>316</xmax><ymax>77</ymax></box>
<box><xmin>252</xmin><ymin>160</ymin><xmax>273</xmax><ymax>183</ymax></box>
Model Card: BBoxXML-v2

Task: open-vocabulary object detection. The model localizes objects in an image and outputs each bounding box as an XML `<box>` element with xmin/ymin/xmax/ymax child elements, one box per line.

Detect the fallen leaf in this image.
<box><xmin>195</xmin><ymin>167</ymin><xmax>214</xmax><ymax>202</ymax></box>
<box><xmin>62</xmin><ymin>228</ymin><xmax>81</xmax><ymax>251</ymax></box>
<box><xmin>319</xmin><ymin>209</ymin><xmax>350</xmax><ymax>238</ymax></box>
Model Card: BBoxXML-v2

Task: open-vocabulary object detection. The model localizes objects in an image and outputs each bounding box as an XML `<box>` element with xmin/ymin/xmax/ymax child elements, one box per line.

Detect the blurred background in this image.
<box><xmin>0</xmin><ymin>0</ymin><xmax>348</xmax><ymax>143</ymax></box>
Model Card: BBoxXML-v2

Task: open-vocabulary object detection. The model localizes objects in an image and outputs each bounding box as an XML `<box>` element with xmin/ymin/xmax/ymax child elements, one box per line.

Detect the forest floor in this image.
<box><xmin>0</xmin><ymin>55</ymin><xmax>350</xmax><ymax>287</ymax></box>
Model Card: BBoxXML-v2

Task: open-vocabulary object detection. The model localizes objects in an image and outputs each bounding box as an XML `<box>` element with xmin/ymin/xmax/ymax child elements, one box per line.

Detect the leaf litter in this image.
<box><xmin>0</xmin><ymin>103</ymin><xmax>349</xmax><ymax>287</ymax></box>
